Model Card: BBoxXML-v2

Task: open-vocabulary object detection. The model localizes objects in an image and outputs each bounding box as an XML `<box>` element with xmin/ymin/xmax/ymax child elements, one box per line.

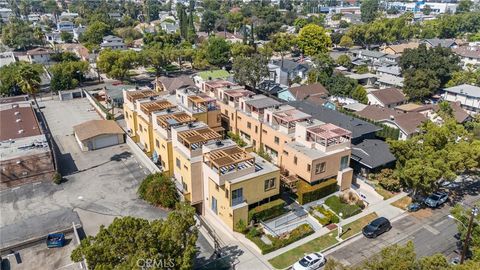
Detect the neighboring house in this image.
<box><xmin>268</xmin><ymin>59</ymin><xmax>310</xmax><ymax>86</ymax></box>
<box><xmin>26</xmin><ymin>48</ymin><xmax>53</xmax><ymax>64</ymax></box>
<box><xmin>356</xmin><ymin>105</ymin><xmax>428</xmax><ymax>140</ymax></box>
<box><xmin>193</xmin><ymin>70</ymin><xmax>231</xmax><ymax>89</ymax></box>
<box><xmin>27</xmin><ymin>13</ymin><xmax>41</xmax><ymax>22</ymax></box>
<box><xmin>376</xmin><ymin>65</ymin><xmax>401</xmax><ymax>77</ymax></box>
<box><xmin>345</xmin><ymin>73</ymin><xmax>377</xmax><ymax>86</ymax></box>
<box><xmin>214</xmin><ymin>31</ymin><xmax>244</xmax><ymax>43</ymax></box>
<box><xmin>160</xmin><ymin>21</ymin><xmax>179</xmax><ymax>33</ymax></box>
<box><xmin>59</xmin><ymin>12</ymin><xmax>78</xmax><ymax>21</ymax></box>
<box><xmin>45</xmin><ymin>31</ymin><xmax>63</xmax><ymax>44</ymax></box>
<box><xmin>442</xmin><ymin>84</ymin><xmax>480</xmax><ymax>114</ymax></box>
<box><xmin>100</xmin><ymin>35</ymin><xmax>126</xmax><ymax>50</ymax></box>
<box><xmin>351</xmin><ymin>50</ymin><xmax>386</xmax><ymax>65</ymax></box>
<box><xmin>0</xmin><ymin>8</ymin><xmax>13</xmax><ymax>22</ymax></box>
<box><xmin>367</xmin><ymin>88</ymin><xmax>406</xmax><ymax>108</ymax></box>
<box><xmin>375</xmin><ymin>73</ymin><xmax>404</xmax><ymax>89</ymax></box>
<box><xmin>453</xmin><ymin>46</ymin><xmax>480</xmax><ymax>69</ymax></box>
<box><xmin>73</xmin><ymin>26</ymin><xmax>86</xmax><ymax>41</ymax></box>
<box><xmin>350</xmin><ymin>139</ymin><xmax>396</xmax><ymax>176</ymax></box>
<box><xmin>73</xmin><ymin>120</ymin><xmax>125</xmax><ymax>151</ymax></box>
<box><xmin>278</xmin><ymin>83</ymin><xmax>329</xmax><ymax>102</ymax></box>
<box><xmin>57</xmin><ymin>43</ymin><xmax>91</xmax><ymax>62</ymax></box>
<box><xmin>155</xmin><ymin>75</ymin><xmax>195</xmax><ymax>93</ymax></box>
<box><xmin>57</xmin><ymin>21</ymin><xmax>75</xmax><ymax>33</ymax></box>
<box><xmin>0</xmin><ymin>52</ymin><xmax>16</xmax><ymax>67</ymax></box>
<box><xmin>383</xmin><ymin>42</ymin><xmax>420</xmax><ymax>55</ymax></box>
<box><xmin>422</xmin><ymin>38</ymin><xmax>457</xmax><ymax>48</ymax></box>
<box><xmin>257</xmin><ymin>80</ymin><xmax>289</xmax><ymax>97</ymax></box>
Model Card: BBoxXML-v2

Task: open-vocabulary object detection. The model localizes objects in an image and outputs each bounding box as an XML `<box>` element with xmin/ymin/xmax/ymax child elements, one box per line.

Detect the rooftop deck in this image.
<box><xmin>156</xmin><ymin>112</ymin><xmax>194</xmax><ymax>129</ymax></box>
<box><xmin>139</xmin><ymin>99</ymin><xmax>175</xmax><ymax>115</ymax></box>
<box><xmin>306</xmin><ymin>123</ymin><xmax>351</xmax><ymax>147</ymax></box>
<box><xmin>125</xmin><ymin>90</ymin><xmax>158</xmax><ymax>103</ymax></box>
<box><xmin>204</xmin><ymin>146</ymin><xmax>255</xmax><ymax>175</ymax></box>
<box><xmin>177</xmin><ymin>127</ymin><xmax>222</xmax><ymax>150</ymax></box>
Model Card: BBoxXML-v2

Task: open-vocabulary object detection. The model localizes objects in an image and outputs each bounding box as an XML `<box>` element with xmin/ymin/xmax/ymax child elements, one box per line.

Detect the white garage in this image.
<box><xmin>73</xmin><ymin>120</ymin><xmax>125</xmax><ymax>151</ymax></box>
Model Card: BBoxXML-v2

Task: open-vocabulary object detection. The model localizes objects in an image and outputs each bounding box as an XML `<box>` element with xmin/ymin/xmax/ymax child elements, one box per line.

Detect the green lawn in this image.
<box><xmin>375</xmin><ymin>186</ymin><xmax>396</xmax><ymax>200</ymax></box>
<box><xmin>325</xmin><ymin>196</ymin><xmax>362</xmax><ymax>218</ymax></box>
<box><xmin>268</xmin><ymin>230</ymin><xmax>339</xmax><ymax>269</ymax></box>
<box><xmin>340</xmin><ymin>212</ymin><xmax>378</xmax><ymax>240</ymax></box>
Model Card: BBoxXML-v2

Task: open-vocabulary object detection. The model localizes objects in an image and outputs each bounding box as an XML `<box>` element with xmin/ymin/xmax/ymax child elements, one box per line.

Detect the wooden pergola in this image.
<box><xmin>157</xmin><ymin>112</ymin><xmax>194</xmax><ymax>128</ymax></box>
<box><xmin>126</xmin><ymin>90</ymin><xmax>158</xmax><ymax>102</ymax></box>
<box><xmin>188</xmin><ymin>95</ymin><xmax>217</xmax><ymax>112</ymax></box>
<box><xmin>204</xmin><ymin>146</ymin><xmax>255</xmax><ymax>175</ymax></box>
<box><xmin>177</xmin><ymin>127</ymin><xmax>221</xmax><ymax>150</ymax></box>
<box><xmin>140</xmin><ymin>100</ymin><xmax>176</xmax><ymax>115</ymax></box>
<box><xmin>306</xmin><ymin>123</ymin><xmax>352</xmax><ymax>147</ymax></box>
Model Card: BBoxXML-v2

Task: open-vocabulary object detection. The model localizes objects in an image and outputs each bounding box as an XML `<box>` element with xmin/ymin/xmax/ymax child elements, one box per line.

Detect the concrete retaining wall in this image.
<box><xmin>83</xmin><ymin>89</ymin><xmax>107</xmax><ymax>119</ymax></box>
<box><xmin>125</xmin><ymin>136</ymin><xmax>160</xmax><ymax>174</ymax></box>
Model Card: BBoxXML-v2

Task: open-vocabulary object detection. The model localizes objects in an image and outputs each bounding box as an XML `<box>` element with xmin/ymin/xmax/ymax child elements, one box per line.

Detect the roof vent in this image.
<box><xmin>14</xmin><ymin>111</ymin><xmax>20</xmax><ymax>115</ymax></box>
<box><xmin>12</xmin><ymin>104</ymin><xmax>19</xmax><ymax>108</ymax></box>
<box><xmin>389</xmin><ymin>115</ymin><xmax>395</xmax><ymax>120</ymax></box>
<box><xmin>149</xmin><ymin>96</ymin><xmax>155</xmax><ymax>101</ymax></box>
<box><xmin>188</xmin><ymin>123</ymin><xmax>194</xmax><ymax>128</ymax></box>
<box><xmin>18</xmin><ymin>129</ymin><xmax>24</xmax><ymax>134</ymax></box>
<box><xmin>16</xmin><ymin>119</ymin><xmax>22</xmax><ymax>123</ymax></box>
<box><xmin>215</xmin><ymin>140</ymin><xmax>223</xmax><ymax>146</ymax></box>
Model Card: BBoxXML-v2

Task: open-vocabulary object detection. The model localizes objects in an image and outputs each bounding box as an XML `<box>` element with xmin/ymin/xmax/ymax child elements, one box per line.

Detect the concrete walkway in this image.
<box><xmin>263</xmin><ymin>191</ymin><xmax>408</xmax><ymax>260</ymax></box>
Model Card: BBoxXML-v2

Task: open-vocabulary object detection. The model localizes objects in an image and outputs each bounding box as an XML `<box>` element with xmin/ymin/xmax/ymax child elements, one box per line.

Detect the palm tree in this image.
<box><xmin>17</xmin><ymin>64</ymin><xmax>42</xmax><ymax>105</ymax></box>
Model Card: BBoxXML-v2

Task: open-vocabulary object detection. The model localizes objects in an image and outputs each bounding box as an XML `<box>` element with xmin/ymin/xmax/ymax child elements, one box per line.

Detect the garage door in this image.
<box><xmin>93</xmin><ymin>135</ymin><xmax>119</xmax><ymax>150</ymax></box>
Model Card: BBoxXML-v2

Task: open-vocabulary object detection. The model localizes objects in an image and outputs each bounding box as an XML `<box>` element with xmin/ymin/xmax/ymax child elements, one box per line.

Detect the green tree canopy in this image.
<box><xmin>205</xmin><ymin>36</ymin><xmax>231</xmax><ymax>67</ymax></box>
<box><xmin>80</xmin><ymin>21</ymin><xmax>112</xmax><ymax>50</ymax></box>
<box><xmin>361</xmin><ymin>0</ymin><xmax>379</xmax><ymax>23</ymax></box>
<box><xmin>50</xmin><ymin>61</ymin><xmax>89</xmax><ymax>92</ymax></box>
<box><xmin>403</xmin><ymin>69</ymin><xmax>440</xmax><ymax>101</ymax></box>
<box><xmin>0</xmin><ymin>62</ymin><xmax>43</xmax><ymax>97</ymax></box>
<box><xmin>1</xmin><ymin>18</ymin><xmax>40</xmax><ymax>50</ymax></box>
<box><xmin>232</xmin><ymin>53</ymin><xmax>270</xmax><ymax>90</ymax></box>
<box><xmin>336</xmin><ymin>54</ymin><xmax>353</xmax><ymax>70</ymax></box>
<box><xmin>456</xmin><ymin>0</ymin><xmax>473</xmax><ymax>14</ymax></box>
<box><xmin>138</xmin><ymin>173</ymin><xmax>179</xmax><ymax>209</ymax></box>
<box><xmin>71</xmin><ymin>203</ymin><xmax>198</xmax><ymax>270</ymax></box>
<box><xmin>296</xmin><ymin>24</ymin><xmax>332</xmax><ymax>56</ymax></box>
<box><xmin>97</xmin><ymin>49</ymin><xmax>142</xmax><ymax>80</ymax></box>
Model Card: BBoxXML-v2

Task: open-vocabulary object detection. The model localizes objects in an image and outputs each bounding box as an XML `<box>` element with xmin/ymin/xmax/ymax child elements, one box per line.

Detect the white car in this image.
<box><xmin>293</xmin><ymin>252</ymin><xmax>326</xmax><ymax>270</ymax></box>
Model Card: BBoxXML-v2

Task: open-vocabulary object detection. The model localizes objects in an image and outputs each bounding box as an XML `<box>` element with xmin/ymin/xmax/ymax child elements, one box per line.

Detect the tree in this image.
<box><xmin>200</xmin><ymin>10</ymin><xmax>217</xmax><ymax>34</ymax></box>
<box><xmin>138</xmin><ymin>173</ymin><xmax>179</xmax><ymax>209</ymax></box>
<box><xmin>403</xmin><ymin>69</ymin><xmax>440</xmax><ymax>101</ymax></box>
<box><xmin>205</xmin><ymin>36</ymin><xmax>230</xmax><ymax>67</ymax></box>
<box><xmin>80</xmin><ymin>21</ymin><xmax>111</xmax><ymax>50</ymax></box>
<box><xmin>97</xmin><ymin>49</ymin><xmax>142</xmax><ymax>80</ymax></box>
<box><xmin>361</xmin><ymin>0</ymin><xmax>379</xmax><ymax>23</ymax></box>
<box><xmin>456</xmin><ymin>0</ymin><xmax>473</xmax><ymax>14</ymax></box>
<box><xmin>114</xmin><ymin>27</ymin><xmax>142</xmax><ymax>45</ymax></box>
<box><xmin>60</xmin><ymin>31</ymin><xmax>73</xmax><ymax>43</ymax></box>
<box><xmin>296</xmin><ymin>24</ymin><xmax>332</xmax><ymax>56</ymax></box>
<box><xmin>16</xmin><ymin>63</ymin><xmax>42</xmax><ymax>104</ymax></box>
<box><xmin>330</xmin><ymin>32</ymin><xmax>344</xmax><ymax>47</ymax></box>
<box><xmin>50</xmin><ymin>52</ymin><xmax>80</xmax><ymax>62</ymax></box>
<box><xmin>355</xmin><ymin>65</ymin><xmax>369</xmax><ymax>74</ymax></box>
<box><xmin>0</xmin><ymin>62</ymin><xmax>42</xmax><ymax>96</ymax></box>
<box><xmin>339</xmin><ymin>35</ymin><xmax>353</xmax><ymax>48</ymax></box>
<box><xmin>71</xmin><ymin>203</ymin><xmax>198</xmax><ymax>270</ymax></box>
<box><xmin>230</xmin><ymin>43</ymin><xmax>255</xmax><ymax>58</ymax></box>
<box><xmin>142</xmin><ymin>44</ymin><xmax>174</xmax><ymax>76</ymax></box>
<box><xmin>450</xmin><ymin>203</ymin><xmax>480</xmax><ymax>261</ymax></box>
<box><xmin>1</xmin><ymin>18</ymin><xmax>39</xmax><ymax>50</ymax></box>
<box><xmin>351</xmin><ymin>85</ymin><xmax>368</xmax><ymax>104</ymax></box>
<box><xmin>336</xmin><ymin>54</ymin><xmax>353</xmax><ymax>70</ymax></box>
<box><xmin>446</xmin><ymin>67</ymin><xmax>480</xmax><ymax>87</ymax></box>
<box><xmin>293</xmin><ymin>18</ymin><xmax>308</xmax><ymax>32</ymax></box>
<box><xmin>50</xmin><ymin>61</ymin><xmax>89</xmax><ymax>92</ymax></box>
<box><xmin>232</xmin><ymin>54</ymin><xmax>269</xmax><ymax>90</ymax></box>
<box><xmin>270</xmin><ymin>32</ymin><xmax>294</xmax><ymax>68</ymax></box>
<box><xmin>423</xmin><ymin>5</ymin><xmax>432</xmax><ymax>15</ymax></box>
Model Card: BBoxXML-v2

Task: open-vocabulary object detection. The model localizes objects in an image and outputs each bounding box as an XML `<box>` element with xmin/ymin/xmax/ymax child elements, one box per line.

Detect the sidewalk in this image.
<box><xmin>263</xmin><ymin>191</ymin><xmax>408</xmax><ymax>261</ymax></box>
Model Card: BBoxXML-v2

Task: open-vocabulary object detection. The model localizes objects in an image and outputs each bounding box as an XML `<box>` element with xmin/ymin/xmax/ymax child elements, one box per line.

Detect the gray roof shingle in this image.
<box><xmin>351</xmin><ymin>139</ymin><xmax>396</xmax><ymax>169</ymax></box>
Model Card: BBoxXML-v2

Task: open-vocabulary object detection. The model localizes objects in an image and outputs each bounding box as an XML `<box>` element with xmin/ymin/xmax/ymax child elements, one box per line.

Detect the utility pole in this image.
<box><xmin>461</xmin><ymin>207</ymin><xmax>478</xmax><ymax>264</ymax></box>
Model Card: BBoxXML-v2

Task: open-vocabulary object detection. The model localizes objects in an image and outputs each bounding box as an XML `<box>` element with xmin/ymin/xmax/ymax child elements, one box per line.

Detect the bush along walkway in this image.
<box><xmin>264</xmin><ymin>192</ymin><xmax>408</xmax><ymax>269</ymax></box>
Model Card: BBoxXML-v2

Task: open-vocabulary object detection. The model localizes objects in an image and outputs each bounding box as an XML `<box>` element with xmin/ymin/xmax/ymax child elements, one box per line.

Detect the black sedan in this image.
<box><xmin>362</xmin><ymin>217</ymin><xmax>392</xmax><ymax>238</ymax></box>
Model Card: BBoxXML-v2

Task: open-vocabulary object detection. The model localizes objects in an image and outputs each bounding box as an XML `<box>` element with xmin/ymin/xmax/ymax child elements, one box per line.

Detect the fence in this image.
<box><xmin>83</xmin><ymin>89</ymin><xmax>108</xmax><ymax>119</ymax></box>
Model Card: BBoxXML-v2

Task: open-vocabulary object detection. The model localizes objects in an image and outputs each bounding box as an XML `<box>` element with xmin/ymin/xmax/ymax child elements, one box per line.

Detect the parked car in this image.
<box><xmin>46</xmin><ymin>233</ymin><xmax>65</xmax><ymax>248</ymax></box>
<box><xmin>293</xmin><ymin>252</ymin><xmax>326</xmax><ymax>270</ymax></box>
<box><xmin>407</xmin><ymin>202</ymin><xmax>421</xmax><ymax>212</ymax></box>
<box><xmin>424</xmin><ymin>192</ymin><xmax>448</xmax><ymax>208</ymax></box>
<box><xmin>362</xmin><ymin>217</ymin><xmax>392</xmax><ymax>238</ymax></box>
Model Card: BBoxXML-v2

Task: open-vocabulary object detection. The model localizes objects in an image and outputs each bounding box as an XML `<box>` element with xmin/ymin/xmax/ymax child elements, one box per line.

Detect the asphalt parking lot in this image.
<box><xmin>1</xmin><ymin>97</ymin><xmax>168</xmax><ymax>232</ymax></box>
<box><xmin>1</xmin><ymin>234</ymin><xmax>82</xmax><ymax>270</ymax></box>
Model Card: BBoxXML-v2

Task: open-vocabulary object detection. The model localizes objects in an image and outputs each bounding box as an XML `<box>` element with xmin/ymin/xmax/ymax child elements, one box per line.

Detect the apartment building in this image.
<box><xmin>282</xmin><ymin>120</ymin><xmax>353</xmax><ymax>191</ymax></box>
<box><xmin>202</xmin><ymin>140</ymin><xmax>280</xmax><ymax>229</ymax></box>
<box><xmin>175</xmin><ymin>87</ymin><xmax>222</xmax><ymax>130</ymax></box>
<box><xmin>171</xmin><ymin>123</ymin><xmax>222</xmax><ymax>211</ymax></box>
<box><xmin>123</xmin><ymin>89</ymin><xmax>160</xmax><ymax>141</ymax></box>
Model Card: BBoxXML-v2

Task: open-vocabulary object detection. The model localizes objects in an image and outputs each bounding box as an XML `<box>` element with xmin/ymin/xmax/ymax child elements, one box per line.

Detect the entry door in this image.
<box><xmin>211</xmin><ymin>196</ymin><xmax>217</xmax><ymax>215</ymax></box>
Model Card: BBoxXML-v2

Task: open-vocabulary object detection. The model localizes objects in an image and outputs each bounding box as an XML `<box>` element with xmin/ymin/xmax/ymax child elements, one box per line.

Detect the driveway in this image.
<box><xmin>0</xmin><ymin>98</ymin><xmax>168</xmax><ymax>236</ymax></box>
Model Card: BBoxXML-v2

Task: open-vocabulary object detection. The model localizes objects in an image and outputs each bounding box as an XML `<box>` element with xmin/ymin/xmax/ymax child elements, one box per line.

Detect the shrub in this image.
<box><xmin>245</xmin><ymin>224</ymin><xmax>314</xmax><ymax>254</ymax></box>
<box><xmin>340</xmin><ymin>190</ymin><xmax>360</xmax><ymax>204</ymax></box>
<box><xmin>297</xmin><ymin>178</ymin><xmax>338</xmax><ymax>205</ymax></box>
<box><xmin>356</xmin><ymin>200</ymin><xmax>366</xmax><ymax>210</ymax></box>
<box><xmin>374</xmin><ymin>169</ymin><xmax>401</xmax><ymax>192</ymax></box>
<box><xmin>53</xmin><ymin>172</ymin><xmax>62</xmax><ymax>185</ymax></box>
<box><xmin>248</xmin><ymin>199</ymin><xmax>287</xmax><ymax>222</ymax></box>
<box><xmin>325</xmin><ymin>196</ymin><xmax>362</xmax><ymax>218</ymax></box>
<box><xmin>311</xmin><ymin>205</ymin><xmax>340</xmax><ymax>226</ymax></box>
<box><xmin>138</xmin><ymin>173</ymin><xmax>179</xmax><ymax>209</ymax></box>
<box><xmin>256</xmin><ymin>147</ymin><xmax>272</xmax><ymax>162</ymax></box>
<box><xmin>227</xmin><ymin>131</ymin><xmax>247</xmax><ymax>147</ymax></box>
<box><xmin>235</xmin><ymin>219</ymin><xmax>248</xmax><ymax>234</ymax></box>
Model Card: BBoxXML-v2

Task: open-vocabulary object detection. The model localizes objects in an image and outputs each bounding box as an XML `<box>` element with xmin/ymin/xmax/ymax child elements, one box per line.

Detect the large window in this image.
<box><xmin>231</xmin><ymin>188</ymin><xmax>244</xmax><ymax>206</ymax></box>
<box><xmin>176</xmin><ymin>158</ymin><xmax>181</xmax><ymax>169</ymax></box>
<box><xmin>274</xmin><ymin>136</ymin><xmax>280</xmax><ymax>145</ymax></box>
<box><xmin>315</xmin><ymin>162</ymin><xmax>326</xmax><ymax>174</ymax></box>
<box><xmin>264</xmin><ymin>178</ymin><xmax>276</xmax><ymax>191</ymax></box>
<box><xmin>340</xmin><ymin>156</ymin><xmax>349</xmax><ymax>170</ymax></box>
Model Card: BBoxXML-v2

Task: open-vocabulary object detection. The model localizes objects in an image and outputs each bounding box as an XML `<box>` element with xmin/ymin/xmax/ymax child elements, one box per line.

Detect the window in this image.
<box><xmin>139</xmin><ymin>124</ymin><xmax>143</xmax><ymax>131</ymax></box>
<box><xmin>263</xmin><ymin>129</ymin><xmax>267</xmax><ymax>134</ymax></box>
<box><xmin>176</xmin><ymin>158</ymin><xmax>181</xmax><ymax>168</ymax></box>
<box><xmin>294</xmin><ymin>156</ymin><xmax>297</xmax><ymax>165</ymax></box>
<box><xmin>264</xmin><ymin>178</ymin><xmax>276</xmax><ymax>191</ymax></box>
<box><xmin>274</xmin><ymin>136</ymin><xmax>280</xmax><ymax>145</ymax></box>
<box><xmin>283</xmin><ymin>150</ymin><xmax>289</xmax><ymax>156</ymax></box>
<box><xmin>182</xmin><ymin>181</ymin><xmax>187</xmax><ymax>191</ymax></box>
<box><xmin>184</xmin><ymin>165</ymin><xmax>188</xmax><ymax>171</ymax></box>
<box><xmin>231</xmin><ymin>188</ymin><xmax>243</xmax><ymax>206</ymax></box>
<box><xmin>247</xmin><ymin>122</ymin><xmax>251</xmax><ymax>129</ymax></box>
<box><xmin>253</xmin><ymin>140</ymin><xmax>256</xmax><ymax>147</ymax></box>
<box><xmin>237</xmin><ymin>116</ymin><xmax>242</xmax><ymax>120</ymax></box>
<box><xmin>307</xmin><ymin>164</ymin><xmax>311</xmax><ymax>172</ymax></box>
<box><xmin>224</xmin><ymin>109</ymin><xmax>228</xmax><ymax>115</ymax></box>
<box><xmin>255</xmin><ymin>126</ymin><xmax>258</xmax><ymax>133</ymax></box>
<box><xmin>231</xmin><ymin>113</ymin><xmax>234</xmax><ymax>120</ymax></box>
<box><xmin>340</xmin><ymin>155</ymin><xmax>349</xmax><ymax>170</ymax></box>
<box><xmin>125</xmin><ymin>112</ymin><xmax>129</xmax><ymax>118</ymax></box>
<box><xmin>225</xmin><ymin>188</ymin><xmax>229</xmax><ymax>198</ymax></box>
<box><xmin>155</xmin><ymin>139</ymin><xmax>160</xmax><ymax>148</ymax></box>
<box><xmin>162</xmin><ymin>144</ymin><xmax>166</xmax><ymax>149</ymax></box>
<box><xmin>315</xmin><ymin>162</ymin><xmax>326</xmax><ymax>174</ymax></box>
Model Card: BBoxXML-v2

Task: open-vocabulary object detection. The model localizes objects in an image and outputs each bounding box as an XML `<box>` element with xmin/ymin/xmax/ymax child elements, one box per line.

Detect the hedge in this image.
<box><xmin>297</xmin><ymin>178</ymin><xmax>338</xmax><ymax>205</ymax></box>
<box><xmin>248</xmin><ymin>199</ymin><xmax>287</xmax><ymax>222</ymax></box>
<box><xmin>325</xmin><ymin>196</ymin><xmax>361</xmax><ymax>218</ymax></box>
<box><xmin>245</xmin><ymin>224</ymin><xmax>314</xmax><ymax>254</ymax></box>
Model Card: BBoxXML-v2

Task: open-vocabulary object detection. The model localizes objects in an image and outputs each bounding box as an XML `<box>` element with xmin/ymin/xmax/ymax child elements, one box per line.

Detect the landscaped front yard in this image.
<box><xmin>325</xmin><ymin>196</ymin><xmax>362</xmax><ymax>218</ymax></box>
<box><xmin>391</xmin><ymin>196</ymin><xmax>412</xmax><ymax>210</ymax></box>
<box><xmin>340</xmin><ymin>212</ymin><xmax>378</xmax><ymax>240</ymax></box>
<box><xmin>310</xmin><ymin>205</ymin><xmax>340</xmax><ymax>226</ymax></box>
<box><xmin>268</xmin><ymin>229</ymin><xmax>339</xmax><ymax>269</ymax></box>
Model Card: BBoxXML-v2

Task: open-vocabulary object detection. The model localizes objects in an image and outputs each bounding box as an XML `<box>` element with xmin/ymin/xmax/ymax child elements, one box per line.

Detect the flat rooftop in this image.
<box><xmin>177</xmin><ymin>126</ymin><xmax>222</xmax><ymax>150</ymax></box>
<box><xmin>139</xmin><ymin>99</ymin><xmax>176</xmax><ymax>114</ymax></box>
<box><xmin>125</xmin><ymin>90</ymin><xmax>159</xmax><ymax>102</ymax></box>
<box><xmin>273</xmin><ymin>108</ymin><xmax>311</xmax><ymax>122</ymax></box>
<box><xmin>0</xmin><ymin>134</ymin><xmax>50</xmax><ymax>160</ymax></box>
<box><xmin>157</xmin><ymin>111</ymin><xmax>194</xmax><ymax>128</ymax></box>
<box><xmin>245</xmin><ymin>95</ymin><xmax>282</xmax><ymax>109</ymax></box>
<box><xmin>0</xmin><ymin>104</ymin><xmax>42</xmax><ymax>141</ymax></box>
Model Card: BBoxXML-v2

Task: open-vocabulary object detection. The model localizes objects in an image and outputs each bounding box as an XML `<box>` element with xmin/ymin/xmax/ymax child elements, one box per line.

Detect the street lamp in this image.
<box><xmin>449</xmin><ymin>207</ymin><xmax>479</xmax><ymax>264</ymax></box>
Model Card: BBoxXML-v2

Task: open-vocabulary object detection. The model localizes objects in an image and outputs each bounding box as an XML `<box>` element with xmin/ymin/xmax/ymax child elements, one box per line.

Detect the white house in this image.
<box><xmin>100</xmin><ymin>35</ymin><xmax>126</xmax><ymax>50</ymax></box>
<box><xmin>453</xmin><ymin>46</ymin><xmax>480</xmax><ymax>69</ymax></box>
<box><xmin>0</xmin><ymin>52</ymin><xmax>16</xmax><ymax>67</ymax></box>
<box><xmin>57</xmin><ymin>21</ymin><xmax>75</xmax><ymax>33</ymax></box>
<box><xmin>442</xmin><ymin>84</ymin><xmax>480</xmax><ymax>114</ymax></box>
<box><xmin>26</xmin><ymin>48</ymin><xmax>53</xmax><ymax>64</ymax></box>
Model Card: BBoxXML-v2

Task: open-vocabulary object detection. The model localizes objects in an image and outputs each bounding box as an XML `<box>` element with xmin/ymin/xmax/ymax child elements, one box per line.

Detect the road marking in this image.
<box><xmin>423</xmin><ymin>224</ymin><xmax>440</xmax><ymax>235</ymax></box>
<box><xmin>434</xmin><ymin>219</ymin><xmax>447</xmax><ymax>227</ymax></box>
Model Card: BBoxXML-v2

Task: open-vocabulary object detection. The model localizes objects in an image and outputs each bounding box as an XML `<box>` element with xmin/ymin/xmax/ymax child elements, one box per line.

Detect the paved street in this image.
<box><xmin>326</xmin><ymin>186</ymin><xmax>480</xmax><ymax>267</ymax></box>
